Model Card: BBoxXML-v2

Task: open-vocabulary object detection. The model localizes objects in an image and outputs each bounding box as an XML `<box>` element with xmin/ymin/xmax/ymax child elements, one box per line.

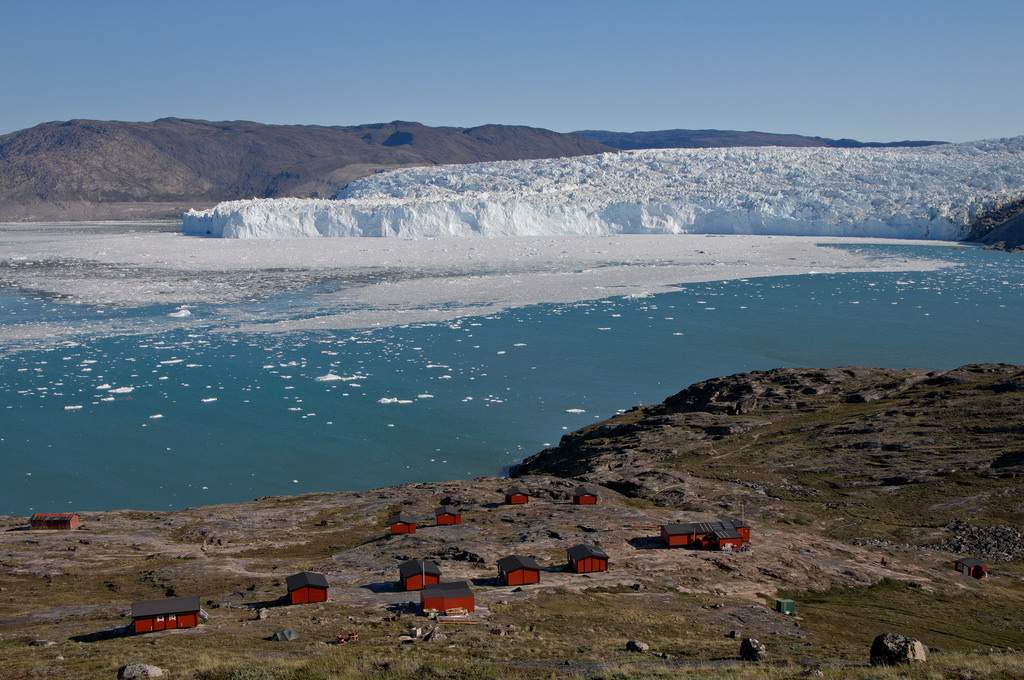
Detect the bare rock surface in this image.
<box><xmin>870</xmin><ymin>633</ymin><xmax>927</xmax><ymax>665</ymax></box>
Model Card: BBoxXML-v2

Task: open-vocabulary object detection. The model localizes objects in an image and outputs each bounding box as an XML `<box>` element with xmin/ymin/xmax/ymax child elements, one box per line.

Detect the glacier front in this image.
<box><xmin>182</xmin><ymin>137</ymin><xmax>1024</xmax><ymax>240</ymax></box>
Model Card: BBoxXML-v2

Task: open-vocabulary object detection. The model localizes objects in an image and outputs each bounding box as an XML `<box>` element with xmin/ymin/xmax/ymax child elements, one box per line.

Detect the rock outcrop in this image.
<box><xmin>869</xmin><ymin>633</ymin><xmax>927</xmax><ymax>665</ymax></box>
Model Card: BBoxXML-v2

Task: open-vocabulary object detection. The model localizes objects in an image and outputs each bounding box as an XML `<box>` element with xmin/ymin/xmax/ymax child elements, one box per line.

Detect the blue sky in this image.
<box><xmin>2</xmin><ymin>0</ymin><xmax>1022</xmax><ymax>142</ymax></box>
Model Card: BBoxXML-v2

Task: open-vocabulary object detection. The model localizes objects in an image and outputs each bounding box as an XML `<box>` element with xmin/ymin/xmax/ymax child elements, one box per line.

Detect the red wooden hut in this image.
<box><xmin>285</xmin><ymin>571</ymin><xmax>329</xmax><ymax>604</ymax></box>
<box><xmin>572</xmin><ymin>485</ymin><xmax>600</xmax><ymax>505</ymax></box>
<box><xmin>504</xmin><ymin>485</ymin><xmax>530</xmax><ymax>505</ymax></box>
<box><xmin>955</xmin><ymin>557</ymin><xmax>988</xmax><ymax>579</ymax></box>
<box><xmin>567</xmin><ymin>544</ymin><xmax>609</xmax><ymax>573</ymax></box>
<box><xmin>29</xmin><ymin>513</ymin><xmax>79</xmax><ymax>530</ymax></box>
<box><xmin>131</xmin><ymin>595</ymin><xmax>201</xmax><ymax>634</ymax></box>
<box><xmin>435</xmin><ymin>505</ymin><xmax>461</xmax><ymax>525</ymax></box>
<box><xmin>497</xmin><ymin>554</ymin><xmax>541</xmax><ymax>585</ymax></box>
<box><xmin>388</xmin><ymin>511</ymin><xmax>416</xmax><ymax>535</ymax></box>
<box><xmin>420</xmin><ymin>581</ymin><xmax>475</xmax><ymax>613</ymax></box>
<box><xmin>661</xmin><ymin>520</ymin><xmax>750</xmax><ymax>550</ymax></box>
<box><xmin>399</xmin><ymin>559</ymin><xmax>442</xmax><ymax>591</ymax></box>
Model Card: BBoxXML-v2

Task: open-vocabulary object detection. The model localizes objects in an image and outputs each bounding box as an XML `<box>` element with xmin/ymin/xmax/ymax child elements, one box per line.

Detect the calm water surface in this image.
<box><xmin>2</xmin><ymin>243</ymin><xmax>1022</xmax><ymax>515</ymax></box>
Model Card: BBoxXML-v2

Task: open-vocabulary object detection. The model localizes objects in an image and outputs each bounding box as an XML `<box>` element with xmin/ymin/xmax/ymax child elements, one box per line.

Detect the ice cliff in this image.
<box><xmin>182</xmin><ymin>137</ymin><xmax>1024</xmax><ymax>240</ymax></box>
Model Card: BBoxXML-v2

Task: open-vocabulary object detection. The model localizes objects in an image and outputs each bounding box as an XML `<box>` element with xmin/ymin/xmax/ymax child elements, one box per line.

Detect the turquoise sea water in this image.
<box><xmin>2</xmin><ymin>243</ymin><xmax>1023</xmax><ymax>515</ymax></box>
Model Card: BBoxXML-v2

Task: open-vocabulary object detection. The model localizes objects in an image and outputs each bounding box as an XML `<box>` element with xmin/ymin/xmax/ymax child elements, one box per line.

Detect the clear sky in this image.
<box><xmin>2</xmin><ymin>0</ymin><xmax>1022</xmax><ymax>143</ymax></box>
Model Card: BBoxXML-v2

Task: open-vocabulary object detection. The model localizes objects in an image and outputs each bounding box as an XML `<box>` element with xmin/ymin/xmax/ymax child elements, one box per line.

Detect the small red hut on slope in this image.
<box><xmin>30</xmin><ymin>513</ymin><xmax>79</xmax><ymax>530</ymax></box>
<box><xmin>567</xmin><ymin>544</ymin><xmax>609</xmax><ymax>573</ymax></box>
<box><xmin>131</xmin><ymin>596</ymin><xmax>202</xmax><ymax>634</ymax></box>
<box><xmin>285</xmin><ymin>571</ymin><xmax>329</xmax><ymax>604</ymax></box>
<box><xmin>435</xmin><ymin>506</ymin><xmax>461</xmax><ymax>525</ymax></box>
<box><xmin>504</xmin><ymin>485</ymin><xmax>530</xmax><ymax>505</ymax></box>
<box><xmin>388</xmin><ymin>511</ymin><xmax>417</xmax><ymax>535</ymax></box>
<box><xmin>420</xmin><ymin>581</ymin><xmax>475</xmax><ymax>613</ymax></box>
<box><xmin>572</xmin><ymin>486</ymin><xmax>600</xmax><ymax>505</ymax></box>
<box><xmin>497</xmin><ymin>554</ymin><xmax>542</xmax><ymax>585</ymax></box>
<box><xmin>399</xmin><ymin>559</ymin><xmax>442</xmax><ymax>591</ymax></box>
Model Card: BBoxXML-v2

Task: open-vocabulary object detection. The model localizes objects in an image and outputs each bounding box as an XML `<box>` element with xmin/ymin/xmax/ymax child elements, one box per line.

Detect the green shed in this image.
<box><xmin>775</xmin><ymin>598</ymin><xmax>795</xmax><ymax>614</ymax></box>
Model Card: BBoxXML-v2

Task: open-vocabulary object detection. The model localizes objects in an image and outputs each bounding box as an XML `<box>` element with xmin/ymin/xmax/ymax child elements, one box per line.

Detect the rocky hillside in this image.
<box><xmin>0</xmin><ymin>119</ymin><xmax>611</xmax><ymax>221</ymax></box>
<box><xmin>513</xmin><ymin>364</ymin><xmax>1024</xmax><ymax>537</ymax></box>
<box><xmin>966</xmin><ymin>195</ymin><xmax>1024</xmax><ymax>252</ymax></box>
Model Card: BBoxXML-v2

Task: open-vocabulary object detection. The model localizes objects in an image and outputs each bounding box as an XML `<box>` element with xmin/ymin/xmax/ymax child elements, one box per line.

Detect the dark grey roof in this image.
<box><xmin>398</xmin><ymin>559</ymin><xmax>442</xmax><ymax>580</ymax></box>
<box><xmin>497</xmin><ymin>554</ymin><xmax>541</xmax><ymax>572</ymax></box>
<box><xmin>420</xmin><ymin>580</ymin><xmax>473</xmax><ymax>600</ymax></box>
<box><xmin>388</xmin><ymin>512</ymin><xmax>415</xmax><ymax>524</ymax></box>
<box><xmin>567</xmin><ymin>544</ymin><xmax>608</xmax><ymax>561</ymax></box>
<box><xmin>573</xmin><ymin>486</ymin><xmax>600</xmax><ymax>497</ymax></box>
<box><xmin>131</xmin><ymin>595</ymin><xmax>201</xmax><ymax>619</ymax></box>
<box><xmin>435</xmin><ymin>505</ymin><xmax>460</xmax><ymax>515</ymax></box>
<box><xmin>663</xmin><ymin>520</ymin><xmax>740</xmax><ymax>536</ymax></box>
<box><xmin>712</xmin><ymin>528</ymin><xmax>743</xmax><ymax>540</ymax></box>
<box><xmin>505</xmin><ymin>485</ymin><xmax>529</xmax><ymax>496</ymax></box>
<box><xmin>955</xmin><ymin>557</ymin><xmax>986</xmax><ymax>567</ymax></box>
<box><xmin>285</xmin><ymin>571</ymin><xmax>329</xmax><ymax>591</ymax></box>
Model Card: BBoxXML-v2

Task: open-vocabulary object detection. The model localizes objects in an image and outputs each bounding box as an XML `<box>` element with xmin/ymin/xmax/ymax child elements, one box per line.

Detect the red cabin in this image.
<box><xmin>131</xmin><ymin>596</ymin><xmax>201</xmax><ymax>634</ymax></box>
<box><xmin>955</xmin><ymin>557</ymin><xmax>988</xmax><ymax>579</ymax></box>
<box><xmin>661</xmin><ymin>520</ymin><xmax>750</xmax><ymax>550</ymax></box>
<box><xmin>388</xmin><ymin>511</ymin><xmax>416</xmax><ymax>535</ymax></box>
<box><xmin>497</xmin><ymin>555</ymin><xmax>541</xmax><ymax>586</ymax></box>
<box><xmin>420</xmin><ymin>581</ymin><xmax>475</xmax><ymax>613</ymax></box>
<box><xmin>504</xmin><ymin>485</ymin><xmax>530</xmax><ymax>505</ymax></box>
<box><xmin>29</xmin><ymin>513</ymin><xmax>79</xmax><ymax>530</ymax></box>
<box><xmin>286</xmin><ymin>571</ymin><xmax>329</xmax><ymax>604</ymax></box>
<box><xmin>572</xmin><ymin>485</ymin><xmax>600</xmax><ymax>505</ymax></box>
<box><xmin>567</xmin><ymin>544</ymin><xmax>609</xmax><ymax>573</ymax></box>
<box><xmin>399</xmin><ymin>559</ymin><xmax>442</xmax><ymax>591</ymax></box>
<box><xmin>435</xmin><ymin>505</ymin><xmax>461</xmax><ymax>525</ymax></box>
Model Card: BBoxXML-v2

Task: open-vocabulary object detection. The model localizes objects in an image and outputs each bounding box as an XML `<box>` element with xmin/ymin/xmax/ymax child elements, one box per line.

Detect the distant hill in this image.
<box><xmin>0</xmin><ymin>118</ymin><xmax>613</xmax><ymax>221</ymax></box>
<box><xmin>573</xmin><ymin>128</ymin><xmax>946</xmax><ymax>150</ymax></box>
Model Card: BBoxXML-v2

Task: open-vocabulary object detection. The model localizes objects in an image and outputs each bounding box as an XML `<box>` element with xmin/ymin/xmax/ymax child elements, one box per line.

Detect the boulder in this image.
<box><xmin>740</xmin><ymin>637</ymin><xmax>768</xmax><ymax>661</ymax></box>
<box><xmin>117</xmin><ymin>663</ymin><xmax>167</xmax><ymax>679</ymax></box>
<box><xmin>422</xmin><ymin>626</ymin><xmax>447</xmax><ymax>642</ymax></box>
<box><xmin>870</xmin><ymin>633</ymin><xmax>927</xmax><ymax>665</ymax></box>
<box><xmin>626</xmin><ymin>640</ymin><xmax>650</xmax><ymax>652</ymax></box>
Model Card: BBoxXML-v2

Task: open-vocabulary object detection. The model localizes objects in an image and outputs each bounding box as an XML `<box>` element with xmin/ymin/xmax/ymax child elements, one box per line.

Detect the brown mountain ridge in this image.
<box><xmin>0</xmin><ymin>118</ymin><xmax>612</xmax><ymax>221</ymax></box>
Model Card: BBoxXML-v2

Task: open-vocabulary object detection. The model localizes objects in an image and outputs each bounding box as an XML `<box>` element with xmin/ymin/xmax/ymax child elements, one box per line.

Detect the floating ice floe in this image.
<box><xmin>314</xmin><ymin>373</ymin><xmax>344</xmax><ymax>382</ymax></box>
<box><xmin>108</xmin><ymin>386</ymin><xmax>135</xmax><ymax>394</ymax></box>
<box><xmin>167</xmin><ymin>307</ymin><xmax>192</xmax><ymax>318</ymax></box>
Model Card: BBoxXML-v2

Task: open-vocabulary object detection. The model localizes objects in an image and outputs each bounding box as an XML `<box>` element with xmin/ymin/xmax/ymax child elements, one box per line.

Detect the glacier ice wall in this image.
<box><xmin>182</xmin><ymin>137</ymin><xmax>1024</xmax><ymax>240</ymax></box>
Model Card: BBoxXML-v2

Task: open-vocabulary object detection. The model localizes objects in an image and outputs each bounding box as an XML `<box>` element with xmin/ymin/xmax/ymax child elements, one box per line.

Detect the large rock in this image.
<box><xmin>740</xmin><ymin>637</ymin><xmax>768</xmax><ymax>661</ymax></box>
<box><xmin>870</xmin><ymin>633</ymin><xmax>927</xmax><ymax>665</ymax></box>
<box><xmin>117</xmin><ymin>663</ymin><xmax>167</xmax><ymax>679</ymax></box>
<box><xmin>626</xmin><ymin>640</ymin><xmax>650</xmax><ymax>652</ymax></box>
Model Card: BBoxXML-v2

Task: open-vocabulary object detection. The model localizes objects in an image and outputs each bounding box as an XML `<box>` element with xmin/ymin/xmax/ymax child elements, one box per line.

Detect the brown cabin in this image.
<box><xmin>955</xmin><ymin>557</ymin><xmax>988</xmax><ymax>579</ymax></box>
<box><xmin>399</xmin><ymin>559</ymin><xmax>442</xmax><ymax>591</ymax></box>
<box><xmin>29</xmin><ymin>513</ymin><xmax>79</xmax><ymax>530</ymax></box>
<box><xmin>388</xmin><ymin>511</ymin><xmax>416</xmax><ymax>535</ymax></box>
<box><xmin>131</xmin><ymin>595</ymin><xmax>201</xmax><ymax>634</ymax></box>
<box><xmin>435</xmin><ymin>505</ymin><xmax>461</xmax><ymax>525</ymax></box>
<box><xmin>572</xmin><ymin>486</ymin><xmax>600</xmax><ymax>505</ymax></box>
<box><xmin>567</xmin><ymin>544</ymin><xmax>609</xmax><ymax>573</ymax></box>
<box><xmin>420</xmin><ymin>581</ymin><xmax>475</xmax><ymax>613</ymax></box>
<box><xmin>504</xmin><ymin>485</ymin><xmax>530</xmax><ymax>505</ymax></box>
<box><xmin>497</xmin><ymin>555</ymin><xmax>541</xmax><ymax>586</ymax></box>
<box><xmin>661</xmin><ymin>520</ymin><xmax>750</xmax><ymax>550</ymax></box>
<box><xmin>286</xmin><ymin>571</ymin><xmax>329</xmax><ymax>604</ymax></box>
